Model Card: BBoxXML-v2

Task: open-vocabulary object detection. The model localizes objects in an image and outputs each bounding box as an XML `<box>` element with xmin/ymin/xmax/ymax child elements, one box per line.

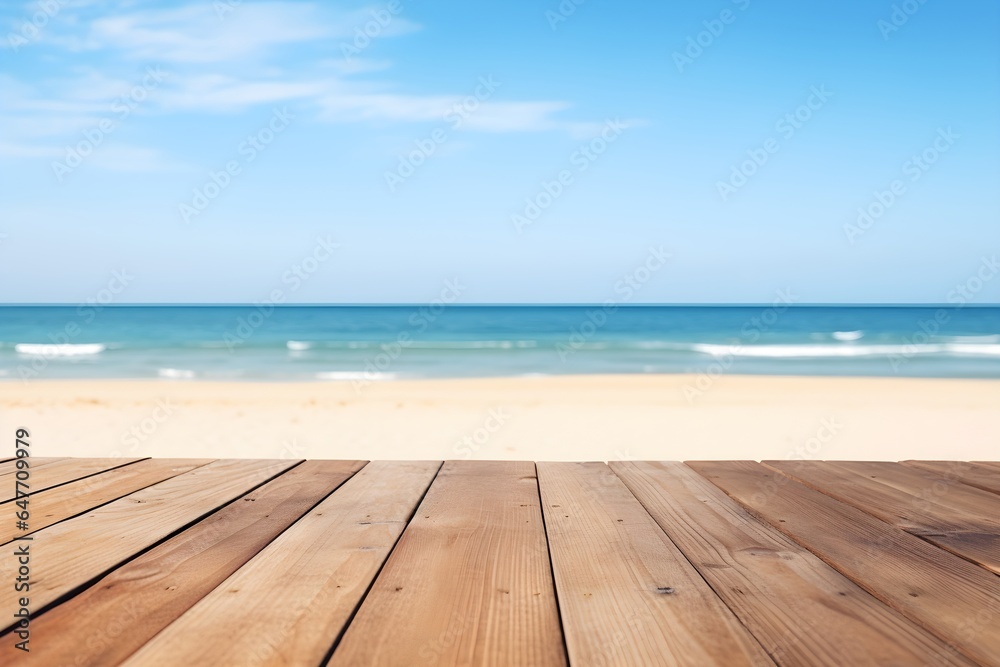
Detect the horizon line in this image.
<box><xmin>2</xmin><ymin>303</ymin><xmax>999</xmax><ymax>308</ymax></box>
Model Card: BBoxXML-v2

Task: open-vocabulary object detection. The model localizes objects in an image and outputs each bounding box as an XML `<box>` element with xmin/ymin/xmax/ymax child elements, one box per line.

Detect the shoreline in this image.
<box><xmin>2</xmin><ymin>374</ymin><xmax>997</xmax><ymax>461</ymax></box>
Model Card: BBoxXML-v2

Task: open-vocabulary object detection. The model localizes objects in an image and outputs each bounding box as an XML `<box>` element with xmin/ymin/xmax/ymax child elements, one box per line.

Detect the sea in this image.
<box><xmin>1</xmin><ymin>305</ymin><xmax>999</xmax><ymax>381</ymax></box>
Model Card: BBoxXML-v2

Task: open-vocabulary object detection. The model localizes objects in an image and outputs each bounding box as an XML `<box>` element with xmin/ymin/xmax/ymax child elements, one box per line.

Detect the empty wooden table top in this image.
<box><xmin>2</xmin><ymin>458</ymin><xmax>998</xmax><ymax>666</ymax></box>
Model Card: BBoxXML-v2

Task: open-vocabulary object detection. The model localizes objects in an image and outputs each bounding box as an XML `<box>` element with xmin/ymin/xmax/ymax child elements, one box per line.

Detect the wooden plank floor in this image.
<box><xmin>2</xmin><ymin>459</ymin><xmax>998</xmax><ymax>666</ymax></box>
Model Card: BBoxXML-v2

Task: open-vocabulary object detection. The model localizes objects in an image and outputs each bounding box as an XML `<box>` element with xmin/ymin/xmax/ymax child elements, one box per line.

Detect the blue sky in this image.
<box><xmin>1</xmin><ymin>0</ymin><xmax>998</xmax><ymax>304</ymax></box>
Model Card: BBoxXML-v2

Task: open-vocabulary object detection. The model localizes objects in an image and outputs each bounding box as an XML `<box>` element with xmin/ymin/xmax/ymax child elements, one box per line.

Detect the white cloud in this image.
<box><xmin>157</xmin><ymin>75</ymin><xmax>329</xmax><ymax>112</ymax></box>
<box><xmin>458</xmin><ymin>102</ymin><xmax>574</xmax><ymax>133</ymax></box>
<box><xmin>87</xmin><ymin>143</ymin><xmax>187</xmax><ymax>172</ymax></box>
<box><xmin>0</xmin><ymin>143</ymin><xmax>63</xmax><ymax>158</ymax></box>
<box><xmin>62</xmin><ymin>3</ymin><xmax>333</xmax><ymax>63</ymax></box>
<box><xmin>0</xmin><ymin>1</ymin><xmax>618</xmax><ymax>173</ymax></box>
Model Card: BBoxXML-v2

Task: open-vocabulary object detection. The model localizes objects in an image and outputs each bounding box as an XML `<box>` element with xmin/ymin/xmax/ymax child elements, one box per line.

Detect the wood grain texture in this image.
<box><xmin>539</xmin><ymin>461</ymin><xmax>772</xmax><ymax>667</ymax></box>
<box><xmin>329</xmin><ymin>461</ymin><xmax>566</xmax><ymax>667</ymax></box>
<box><xmin>0</xmin><ymin>458</ymin><xmax>298</xmax><ymax>630</ymax></box>
<box><xmin>610</xmin><ymin>461</ymin><xmax>974</xmax><ymax>666</ymax></box>
<box><xmin>904</xmin><ymin>460</ymin><xmax>1000</xmax><ymax>496</ymax></box>
<box><xmin>8</xmin><ymin>460</ymin><xmax>365</xmax><ymax>667</ymax></box>
<box><xmin>0</xmin><ymin>457</ymin><xmax>66</xmax><ymax>478</ymax></box>
<box><xmin>688</xmin><ymin>460</ymin><xmax>1000</xmax><ymax>667</ymax></box>
<box><xmin>0</xmin><ymin>459</ymin><xmax>212</xmax><ymax>546</ymax></box>
<box><xmin>767</xmin><ymin>460</ymin><xmax>1000</xmax><ymax>574</ymax></box>
<box><xmin>125</xmin><ymin>461</ymin><xmax>437</xmax><ymax>667</ymax></box>
<box><xmin>0</xmin><ymin>458</ymin><xmax>144</xmax><ymax>503</ymax></box>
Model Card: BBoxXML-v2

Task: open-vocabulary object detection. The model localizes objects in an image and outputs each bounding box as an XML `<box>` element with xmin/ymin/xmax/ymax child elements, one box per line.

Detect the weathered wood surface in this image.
<box><xmin>2</xmin><ymin>459</ymin><xmax>997</xmax><ymax>666</ymax></box>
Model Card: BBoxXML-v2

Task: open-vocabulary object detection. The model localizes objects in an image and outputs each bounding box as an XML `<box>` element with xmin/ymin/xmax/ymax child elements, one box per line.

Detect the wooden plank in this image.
<box><xmin>0</xmin><ymin>458</ymin><xmax>144</xmax><ymax>503</ymax></box>
<box><xmin>611</xmin><ymin>461</ymin><xmax>975</xmax><ymax>666</ymax></box>
<box><xmin>7</xmin><ymin>459</ymin><xmax>366</xmax><ymax>667</ymax></box>
<box><xmin>123</xmin><ymin>461</ymin><xmax>437</xmax><ymax>667</ymax></box>
<box><xmin>905</xmin><ymin>461</ymin><xmax>1000</xmax><ymax>496</ymax></box>
<box><xmin>688</xmin><ymin>461</ymin><xmax>1000</xmax><ymax>666</ymax></box>
<box><xmin>329</xmin><ymin>461</ymin><xmax>566</xmax><ymax>667</ymax></box>
<box><xmin>0</xmin><ymin>459</ymin><xmax>213</xmax><ymax>546</ymax></box>
<box><xmin>538</xmin><ymin>461</ymin><xmax>772</xmax><ymax>667</ymax></box>
<box><xmin>767</xmin><ymin>461</ymin><xmax>1000</xmax><ymax>575</ymax></box>
<box><xmin>0</xmin><ymin>458</ymin><xmax>298</xmax><ymax>628</ymax></box>
<box><xmin>0</xmin><ymin>457</ymin><xmax>67</xmax><ymax>478</ymax></box>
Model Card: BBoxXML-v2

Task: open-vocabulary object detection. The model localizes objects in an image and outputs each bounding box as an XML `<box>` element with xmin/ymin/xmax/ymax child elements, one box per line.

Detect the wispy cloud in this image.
<box><xmin>1</xmin><ymin>1</ymin><xmax>602</xmax><ymax>173</ymax></box>
<box><xmin>79</xmin><ymin>3</ymin><xmax>334</xmax><ymax>63</ymax></box>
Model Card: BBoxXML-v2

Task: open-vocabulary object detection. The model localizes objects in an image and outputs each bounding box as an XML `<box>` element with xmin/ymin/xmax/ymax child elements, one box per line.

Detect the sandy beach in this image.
<box><xmin>2</xmin><ymin>374</ymin><xmax>997</xmax><ymax>462</ymax></box>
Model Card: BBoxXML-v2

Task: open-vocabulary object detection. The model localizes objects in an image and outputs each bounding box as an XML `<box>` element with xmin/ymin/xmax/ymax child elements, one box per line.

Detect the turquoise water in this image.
<box><xmin>1</xmin><ymin>306</ymin><xmax>999</xmax><ymax>381</ymax></box>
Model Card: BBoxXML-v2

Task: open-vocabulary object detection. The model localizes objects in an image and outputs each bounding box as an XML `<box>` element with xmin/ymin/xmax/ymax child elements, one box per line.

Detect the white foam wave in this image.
<box><xmin>404</xmin><ymin>340</ymin><xmax>529</xmax><ymax>350</ymax></box>
<box><xmin>943</xmin><ymin>335</ymin><xmax>1000</xmax><ymax>343</ymax></box>
<box><xmin>299</xmin><ymin>340</ymin><xmax>540</xmax><ymax>351</ymax></box>
<box><xmin>944</xmin><ymin>343</ymin><xmax>1000</xmax><ymax>356</ymax></box>
<box><xmin>572</xmin><ymin>342</ymin><xmax>610</xmax><ymax>350</ymax></box>
<box><xmin>158</xmin><ymin>368</ymin><xmax>196</xmax><ymax>379</ymax></box>
<box><xmin>630</xmin><ymin>341</ymin><xmax>684</xmax><ymax>350</ymax></box>
<box><xmin>15</xmin><ymin>343</ymin><xmax>106</xmax><ymax>357</ymax></box>
<box><xmin>316</xmin><ymin>371</ymin><xmax>398</xmax><ymax>381</ymax></box>
<box><xmin>832</xmin><ymin>330</ymin><xmax>864</xmax><ymax>341</ymax></box>
<box><xmin>692</xmin><ymin>342</ymin><xmax>1000</xmax><ymax>359</ymax></box>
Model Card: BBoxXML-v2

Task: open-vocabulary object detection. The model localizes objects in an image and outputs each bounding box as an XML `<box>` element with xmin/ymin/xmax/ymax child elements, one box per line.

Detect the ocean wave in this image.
<box><xmin>942</xmin><ymin>335</ymin><xmax>1000</xmax><ymax>343</ymax></box>
<box><xmin>400</xmin><ymin>340</ymin><xmax>536</xmax><ymax>350</ymax></box>
<box><xmin>277</xmin><ymin>340</ymin><xmax>542</xmax><ymax>351</ymax></box>
<box><xmin>945</xmin><ymin>343</ymin><xmax>1000</xmax><ymax>356</ymax></box>
<box><xmin>629</xmin><ymin>341</ymin><xmax>684</xmax><ymax>350</ymax></box>
<box><xmin>158</xmin><ymin>368</ymin><xmax>196</xmax><ymax>379</ymax></box>
<box><xmin>832</xmin><ymin>330</ymin><xmax>864</xmax><ymax>341</ymax></box>
<box><xmin>319</xmin><ymin>340</ymin><xmax>540</xmax><ymax>350</ymax></box>
<box><xmin>15</xmin><ymin>343</ymin><xmax>106</xmax><ymax>357</ymax></box>
<box><xmin>692</xmin><ymin>342</ymin><xmax>1000</xmax><ymax>359</ymax></box>
<box><xmin>316</xmin><ymin>371</ymin><xmax>398</xmax><ymax>381</ymax></box>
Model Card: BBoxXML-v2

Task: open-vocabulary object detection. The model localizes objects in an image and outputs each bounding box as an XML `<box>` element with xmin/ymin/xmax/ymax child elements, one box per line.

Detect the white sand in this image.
<box><xmin>1</xmin><ymin>375</ymin><xmax>997</xmax><ymax>461</ymax></box>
